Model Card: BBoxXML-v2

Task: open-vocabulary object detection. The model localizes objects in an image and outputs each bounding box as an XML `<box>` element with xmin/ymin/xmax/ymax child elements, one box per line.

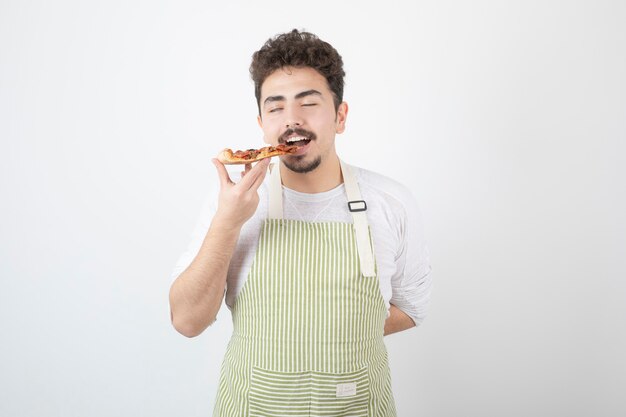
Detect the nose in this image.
<box><xmin>285</xmin><ymin>105</ymin><xmax>303</xmax><ymax>129</ymax></box>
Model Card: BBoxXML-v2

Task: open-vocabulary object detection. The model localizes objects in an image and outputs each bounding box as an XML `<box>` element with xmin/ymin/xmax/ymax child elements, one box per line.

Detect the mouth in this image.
<box><xmin>285</xmin><ymin>135</ymin><xmax>312</xmax><ymax>147</ymax></box>
<box><xmin>279</xmin><ymin>128</ymin><xmax>316</xmax><ymax>148</ymax></box>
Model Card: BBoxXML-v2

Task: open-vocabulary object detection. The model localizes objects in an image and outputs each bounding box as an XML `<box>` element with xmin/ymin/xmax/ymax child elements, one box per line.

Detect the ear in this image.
<box><xmin>335</xmin><ymin>102</ymin><xmax>348</xmax><ymax>134</ymax></box>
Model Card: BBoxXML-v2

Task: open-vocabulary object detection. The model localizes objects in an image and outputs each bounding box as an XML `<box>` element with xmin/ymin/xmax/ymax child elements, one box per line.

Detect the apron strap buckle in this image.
<box><xmin>348</xmin><ymin>200</ymin><xmax>367</xmax><ymax>212</ymax></box>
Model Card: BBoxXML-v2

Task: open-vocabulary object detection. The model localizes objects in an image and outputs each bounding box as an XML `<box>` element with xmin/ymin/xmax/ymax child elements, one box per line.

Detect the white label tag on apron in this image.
<box><xmin>336</xmin><ymin>382</ymin><xmax>357</xmax><ymax>397</ymax></box>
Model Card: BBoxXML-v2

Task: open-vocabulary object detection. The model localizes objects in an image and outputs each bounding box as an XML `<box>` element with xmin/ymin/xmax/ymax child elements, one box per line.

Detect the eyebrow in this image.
<box><xmin>263</xmin><ymin>89</ymin><xmax>322</xmax><ymax>107</ymax></box>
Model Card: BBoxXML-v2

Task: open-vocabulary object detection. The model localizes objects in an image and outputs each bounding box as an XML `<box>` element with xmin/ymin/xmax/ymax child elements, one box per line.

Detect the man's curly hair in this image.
<box><xmin>250</xmin><ymin>29</ymin><xmax>345</xmax><ymax>114</ymax></box>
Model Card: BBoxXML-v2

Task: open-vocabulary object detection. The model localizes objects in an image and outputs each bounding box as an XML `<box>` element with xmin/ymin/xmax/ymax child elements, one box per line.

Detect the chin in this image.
<box><xmin>283</xmin><ymin>155</ymin><xmax>322</xmax><ymax>174</ymax></box>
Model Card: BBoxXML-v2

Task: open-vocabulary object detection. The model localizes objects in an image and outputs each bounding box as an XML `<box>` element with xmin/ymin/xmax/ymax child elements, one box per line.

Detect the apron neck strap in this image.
<box><xmin>268</xmin><ymin>162</ymin><xmax>283</xmax><ymax>219</ymax></box>
<box><xmin>268</xmin><ymin>160</ymin><xmax>376</xmax><ymax>277</ymax></box>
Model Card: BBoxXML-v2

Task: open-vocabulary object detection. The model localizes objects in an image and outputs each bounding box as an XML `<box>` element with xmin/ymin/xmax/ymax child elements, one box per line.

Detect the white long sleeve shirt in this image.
<box><xmin>170</xmin><ymin>163</ymin><xmax>432</xmax><ymax>326</ymax></box>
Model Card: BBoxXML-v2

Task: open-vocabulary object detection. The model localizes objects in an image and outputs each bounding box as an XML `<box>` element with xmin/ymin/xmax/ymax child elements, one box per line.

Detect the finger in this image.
<box><xmin>212</xmin><ymin>158</ymin><xmax>234</xmax><ymax>187</ymax></box>
<box><xmin>239</xmin><ymin>158</ymin><xmax>268</xmax><ymax>188</ymax></box>
<box><xmin>240</xmin><ymin>163</ymin><xmax>252</xmax><ymax>179</ymax></box>
<box><xmin>239</xmin><ymin>158</ymin><xmax>270</xmax><ymax>190</ymax></box>
<box><xmin>250</xmin><ymin>162</ymin><xmax>269</xmax><ymax>191</ymax></box>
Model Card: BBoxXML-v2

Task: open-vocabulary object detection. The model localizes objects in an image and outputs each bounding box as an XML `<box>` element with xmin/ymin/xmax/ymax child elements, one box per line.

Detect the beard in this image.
<box><xmin>282</xmin><ymin>155</ymin><xmax>322</xmax><ymax>173</ymax></box>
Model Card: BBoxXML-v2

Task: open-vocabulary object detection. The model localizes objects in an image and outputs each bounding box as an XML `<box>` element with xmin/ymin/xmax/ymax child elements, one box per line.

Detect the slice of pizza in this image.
<box><xmin>217</xmin><ymin>144</ymin><xmax>299</xmax><ymax>165</ymax></box>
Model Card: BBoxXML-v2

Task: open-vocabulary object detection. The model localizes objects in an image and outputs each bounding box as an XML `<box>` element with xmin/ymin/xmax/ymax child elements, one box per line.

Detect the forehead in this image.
<box><xmin>260</xmin><ymin>66</ymin><xmax>331</xmax><ymax>100</ymax></box>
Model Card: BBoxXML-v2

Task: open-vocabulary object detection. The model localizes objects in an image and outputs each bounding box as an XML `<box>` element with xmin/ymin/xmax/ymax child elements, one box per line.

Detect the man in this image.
<box><xmin>169</xmin><ymin>29</ymin><xmax>432</xmax><ymax>417</ymax></box>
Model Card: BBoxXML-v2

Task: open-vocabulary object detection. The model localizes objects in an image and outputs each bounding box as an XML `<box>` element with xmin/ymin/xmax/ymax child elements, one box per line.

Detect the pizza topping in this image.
<box><xmin>274</xmin><ymin>144</ymin><xmax>299</xmax><ymax>152</ymax></box>
<box><xmin>233</xmin><ymin>150</ymin><xmax>252</xmax><ymax>158</ymax></box>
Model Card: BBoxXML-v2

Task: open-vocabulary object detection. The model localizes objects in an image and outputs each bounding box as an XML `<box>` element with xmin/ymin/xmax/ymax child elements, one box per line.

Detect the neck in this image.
<box><xmin>279</xmin><ymin>154</ymin><xmax>343</xmax><ymax>193</ymax></box>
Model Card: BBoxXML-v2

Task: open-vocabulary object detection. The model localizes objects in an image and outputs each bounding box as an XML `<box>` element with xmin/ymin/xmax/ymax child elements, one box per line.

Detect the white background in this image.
<box><xmin>1</xmin><ymin>1</ymin><xmax>625</xmax><ymax>416</ymax></box>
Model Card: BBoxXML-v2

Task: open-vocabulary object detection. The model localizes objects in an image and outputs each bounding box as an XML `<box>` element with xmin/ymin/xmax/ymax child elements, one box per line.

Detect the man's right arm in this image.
<box><xmin>168</xmin><ymin>215</ymin><xmax>242</xmax><ymax>337</ymax></box>
<box><xmin>168</xmin><ymin>158</ymin><xmax>270</xmax><ymax>337</ymax></box>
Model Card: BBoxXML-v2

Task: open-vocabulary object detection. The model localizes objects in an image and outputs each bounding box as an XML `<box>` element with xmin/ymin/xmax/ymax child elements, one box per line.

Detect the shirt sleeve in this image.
<box><xmin>389</xmin><ymin>191</ymin><xmax>432</xmax><ymax>327</ymax></box>
<box><xmin>169</xmin><ymin>187</ymin><xmax>218</xmax><ymax>283</ymax></box>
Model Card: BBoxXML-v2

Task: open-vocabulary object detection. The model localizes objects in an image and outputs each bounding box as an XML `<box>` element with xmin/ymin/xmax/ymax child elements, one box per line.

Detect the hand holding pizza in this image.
<box><xmin>211</xmin><ymin>157</ymin><xmax>271</xmax><ymax>228</ymax></box>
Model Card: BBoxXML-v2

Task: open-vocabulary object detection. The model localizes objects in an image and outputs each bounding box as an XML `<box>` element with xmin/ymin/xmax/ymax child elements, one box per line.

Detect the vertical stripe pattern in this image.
<box><xmin>213</xmin><ymin>219</ymin><xmax>396</xmax><ymax>417</ymax></box>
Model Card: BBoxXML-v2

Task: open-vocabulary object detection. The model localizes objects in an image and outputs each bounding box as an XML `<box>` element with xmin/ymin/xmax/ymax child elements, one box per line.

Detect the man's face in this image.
<box><xmin>257</xmin><ymin>66</ymin><xmax>347</xmax><ymax>174</ymax></box>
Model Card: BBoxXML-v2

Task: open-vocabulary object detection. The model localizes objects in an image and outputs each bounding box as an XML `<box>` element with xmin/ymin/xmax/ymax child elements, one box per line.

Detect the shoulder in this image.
<box><xmin>349</xmin><ymin>164</ymin><xmax>420</xmax><ymax>214</ymax></box>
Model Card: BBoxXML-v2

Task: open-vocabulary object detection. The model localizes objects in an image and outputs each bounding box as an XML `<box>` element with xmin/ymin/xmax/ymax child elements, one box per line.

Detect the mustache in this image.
<box><xmin>278</xmin><ymin>128</ymin><xmax>316</xmax><ymax>144</ymax></box>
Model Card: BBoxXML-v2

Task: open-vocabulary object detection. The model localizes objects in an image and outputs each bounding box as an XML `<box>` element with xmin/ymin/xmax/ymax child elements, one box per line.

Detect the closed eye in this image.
<box><xmin>268</xmin><ymin>107</ymin><xmax>283</xmax><ymax>113</ymax></box>
<box><xmin>302</xmin><ymin>103</ymin><xmax>317</xmax><ymax>107</ymax></box>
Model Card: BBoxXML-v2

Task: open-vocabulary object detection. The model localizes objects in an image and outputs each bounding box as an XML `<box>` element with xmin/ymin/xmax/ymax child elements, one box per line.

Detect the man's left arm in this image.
<box><xmin>386</xmin><ymin>187</ymin><xmax>432</xmax><ymax>335</ymax></box>
<box><xmin>384</xmin><ymin>304</ymin><xmax>416</xmax><ymax>336</ymax></box>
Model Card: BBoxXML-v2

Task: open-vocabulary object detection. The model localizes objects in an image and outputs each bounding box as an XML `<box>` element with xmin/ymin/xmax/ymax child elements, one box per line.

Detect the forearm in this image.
<box><xmin>169</xmin><ymin>217</ymin><xmax>241</xmax><ymax>337</ymax></box>
<box><xmin>383</xmin><ymin>304</ymin><xmax>416</xmax><ymax>336</ymax></box>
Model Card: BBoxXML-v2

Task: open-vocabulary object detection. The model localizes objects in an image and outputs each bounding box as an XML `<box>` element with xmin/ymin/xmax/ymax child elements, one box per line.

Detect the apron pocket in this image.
<box><xmin>310</xmin><ymin>366</ymin><xmax>370</xmax><ymax>417</ymax></box>
<box><xmin>249</xmin><ymin>367</ymin><xmax>311</xmax><ymax>417</ymax></box>
<box><xmin>249</xmin><ymin>366</ymin><xmax>371</xmax><ymax>417</ymax></box>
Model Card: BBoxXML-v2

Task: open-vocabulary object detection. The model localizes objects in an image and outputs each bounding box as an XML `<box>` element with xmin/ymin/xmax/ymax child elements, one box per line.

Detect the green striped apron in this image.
<box><xmin>213</xmin><ymin>160</ymin><xmax>396</xmax><ymax>417</ymax></box>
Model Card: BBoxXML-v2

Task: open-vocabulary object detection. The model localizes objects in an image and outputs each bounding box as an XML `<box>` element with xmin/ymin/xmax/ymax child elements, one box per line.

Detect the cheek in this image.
<box><xmin>261</xmin><ymin>121</ymin><xmax>282</xmax><ymax>142</ymax></box>
<box><xmin>311</xmin><ymin>112</ymin><xmax>336</xmax><ymax>131</ymax></box>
